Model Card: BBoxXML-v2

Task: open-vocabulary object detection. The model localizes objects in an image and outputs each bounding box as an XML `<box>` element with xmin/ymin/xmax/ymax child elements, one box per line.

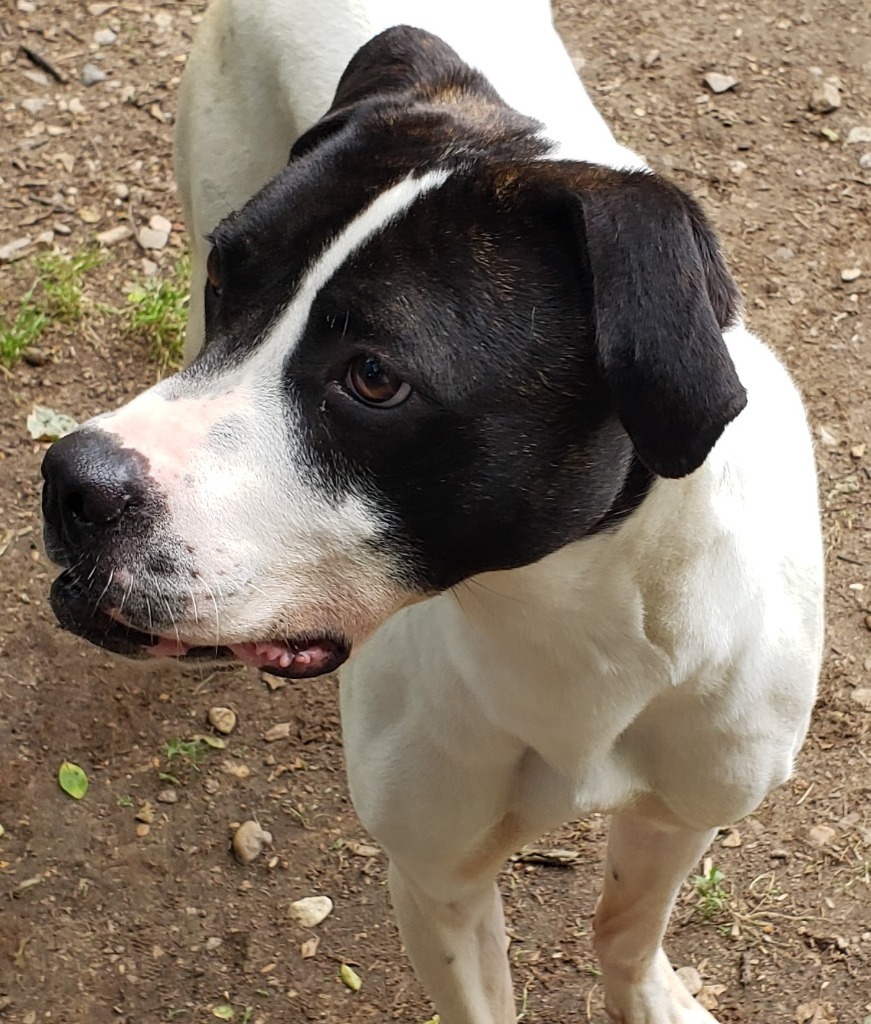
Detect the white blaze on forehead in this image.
<box><xmin>243</xmin><ymin>167</ymin><xmax>452</xmax><ymax>377</ymax></box>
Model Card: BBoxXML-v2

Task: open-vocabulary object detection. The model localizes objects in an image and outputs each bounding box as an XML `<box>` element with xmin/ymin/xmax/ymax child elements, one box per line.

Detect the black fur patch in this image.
<box><xmin>190</xmin><ymin>26</ymin><xmax>745</xmax><ymax>591</ymax></box>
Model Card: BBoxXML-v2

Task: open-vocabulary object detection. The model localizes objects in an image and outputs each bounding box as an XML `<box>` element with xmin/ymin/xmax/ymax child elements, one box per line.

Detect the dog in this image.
<box><xmin>41</xmin><ymin>0</ymin><xmax>825</xmax><ymax>1020</ymax></box>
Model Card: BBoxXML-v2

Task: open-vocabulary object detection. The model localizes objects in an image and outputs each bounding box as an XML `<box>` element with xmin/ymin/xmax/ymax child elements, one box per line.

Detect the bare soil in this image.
<box><xmin>1</xmin><ymin>1</ymin><xmax>869</xmax><ymax>1022</ymax></box>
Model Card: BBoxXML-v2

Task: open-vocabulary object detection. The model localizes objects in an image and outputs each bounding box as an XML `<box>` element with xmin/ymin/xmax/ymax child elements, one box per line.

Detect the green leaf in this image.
<box><xmin>58</xmin><ymin>761</ymin><xmax>89</xmax><ymax>799</ymax></box>
<box><xmin>340</xmin><ymin>963</ymin><xmax>362</xmax><ymax>992</ymax></box>
<box><xmin>192</xmin><ymin>733</ymin><xmax>227</xmax><ymax>750</ymax></box>
<box><xmin>27</xmin><ymin>405</ymin><xmax>78</xmax><ymax>442</ymax></box>
<box><xmin>211</xmin><ymin>1006</ymin><xmax>234</xmax><ymax>1020</ymax></box>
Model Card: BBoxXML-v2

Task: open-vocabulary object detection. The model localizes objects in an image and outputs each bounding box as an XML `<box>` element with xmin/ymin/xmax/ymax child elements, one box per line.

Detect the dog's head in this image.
<box><xmin>41</xmin><ymin>27</ymin><xmax>745</xmax><ymax>677</ymax></box>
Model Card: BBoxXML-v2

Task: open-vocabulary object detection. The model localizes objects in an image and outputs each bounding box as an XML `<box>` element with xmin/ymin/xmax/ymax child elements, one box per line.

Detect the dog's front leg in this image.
<box><xmin>388</xmin><ymin>859</ymin><xmax>515</xmax><ymax>1024</ymax></box>
<box><xmin>593</xmin><ymin>801</ymin><xmax>719</xmax><ymax>1024</ymax></box>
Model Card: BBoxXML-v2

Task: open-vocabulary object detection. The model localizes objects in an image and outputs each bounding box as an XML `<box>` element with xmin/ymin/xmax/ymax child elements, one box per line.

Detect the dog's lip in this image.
<box><xmin>49</xmin><ymin>572</ymin><xmax>351</xmax><ymax>679</ymax></box>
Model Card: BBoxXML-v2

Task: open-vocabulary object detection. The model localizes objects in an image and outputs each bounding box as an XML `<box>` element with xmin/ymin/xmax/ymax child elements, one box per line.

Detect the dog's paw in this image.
<box><xmin>602</xmin><ymin>951</ymin><xmax>720</xmax><ymax>1024</ymax></box>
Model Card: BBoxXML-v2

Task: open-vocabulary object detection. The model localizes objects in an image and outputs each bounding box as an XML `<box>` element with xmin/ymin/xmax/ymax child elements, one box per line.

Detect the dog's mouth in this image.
<box><xmin>49</xmin><ymin>572</ymin><xmax>351</xmax><ymax>679</ymax></box>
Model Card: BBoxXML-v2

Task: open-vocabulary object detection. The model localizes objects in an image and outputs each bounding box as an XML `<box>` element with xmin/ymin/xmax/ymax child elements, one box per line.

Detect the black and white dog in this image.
<box><xmin>41</xmin><ymin>0</ymin><xmax>824</xmax><ymax>1020</ymax></box>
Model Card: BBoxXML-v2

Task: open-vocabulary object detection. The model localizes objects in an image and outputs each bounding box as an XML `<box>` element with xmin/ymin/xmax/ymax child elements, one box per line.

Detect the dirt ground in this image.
<box><xmin>1</xmin><ymin>1</ymin><xmax>869</xmax><ymax>1022</ymax></box>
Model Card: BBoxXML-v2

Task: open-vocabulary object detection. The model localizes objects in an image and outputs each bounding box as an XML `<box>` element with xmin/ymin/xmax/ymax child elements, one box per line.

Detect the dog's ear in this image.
<box><xmin>290</xmin><ymin>26</ymin><xmax>503</xmax><ymax>159</ymax></box>
<box><xmin>568</xmin><ymin>168</ymin><xmax>746</xmax><ymax>478</ymax></box>
<box><xmin>290</xmin><ymin>27</ymin><xmax>482</xmax><ymax>160</ymax></box>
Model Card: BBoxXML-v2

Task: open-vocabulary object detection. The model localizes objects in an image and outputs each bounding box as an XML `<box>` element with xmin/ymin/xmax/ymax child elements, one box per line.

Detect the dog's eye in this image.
<box><xmin>206</xmin><ymin>246</ymin><xmax>224</xmax><ymax>295</ymax></box>
<box><xmin>345</xmin><ymin>355</ymin><xmax>411</xmax><ymax>408</ymax></box>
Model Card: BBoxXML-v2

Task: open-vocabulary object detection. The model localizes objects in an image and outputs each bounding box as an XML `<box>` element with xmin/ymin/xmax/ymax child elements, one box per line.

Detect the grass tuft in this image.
<box><xmin>692</xmin><ymin>862</ymin><xmax>729</xmax><ymax>920</ymax></box>
<box><xmin>126</xmin><ymin>253</ymin><xmax>190</xmax><ymax>373</ymax></box>
<box><xmin>1</xmin><ymin>248</ymin><xmax>103</xmax><ymax>368</ymax></box>
<box><xmin>0</xmin><ymin>287</ymin><xmax>51</xmax><ymax>368</ymax></box>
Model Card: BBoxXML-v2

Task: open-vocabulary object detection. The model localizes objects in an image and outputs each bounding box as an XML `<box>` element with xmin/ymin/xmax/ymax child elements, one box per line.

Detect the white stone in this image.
<box><xmin>82</xmin><ymin>63</ymin><xmax>107</xmax><ymax>86</ymax></box>
<box><xmin>703</xmin><ymin>72</ymin><xmax>739</xmax><ymax>94</ymax></box>
<box><xmin>676</xmin><ymin>966</ymin><xmax>703</xmax><ymax>997</ymax></box>
<box><xmin>809</xmin><ymin>82</ymin><xmax>841</xmax><ymax>113</ymax></box>
<box><xmin>288</xmin><ymin>895</ymin><xmax>333</xmax><ymax>928</ymax></box>
<box><xmin>137</xmin><ymin>225</ymin><xmax>169</xmax><ymax>250</ymax></box>
<box><xmin>96</xmin><ymin>225</ymin><xmax>132</xmax><ymax>246</ymax></box>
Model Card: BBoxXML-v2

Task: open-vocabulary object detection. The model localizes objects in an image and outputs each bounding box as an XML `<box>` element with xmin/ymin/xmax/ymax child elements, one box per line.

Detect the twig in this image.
<box><xmin>20</xmin><ymin>45</ymin><xmax>67</xmax><ymax>84</ymax></box>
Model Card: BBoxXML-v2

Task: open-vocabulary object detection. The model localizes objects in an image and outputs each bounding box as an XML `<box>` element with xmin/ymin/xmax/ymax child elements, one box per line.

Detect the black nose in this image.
<box><xmin>42</xmin><ymin>429</ymin><xmax>146</xmax><ymax>555</ymax></box>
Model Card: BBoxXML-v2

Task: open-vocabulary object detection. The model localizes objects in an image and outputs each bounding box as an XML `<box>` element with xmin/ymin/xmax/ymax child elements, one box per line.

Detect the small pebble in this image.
<box><xmin>208</xmin><ymin>706</ymin><xmax>237</xmax><ymax>735</ymax></box>
<box><xmin>808</xmin><ymin>824</ymin><xmax>836</xmax><ymax>848</ymax></box>
<box><xmin>149</xmin><ymin>213</ymin><xmax>172</xmax><ymax>234</ymax></box>
<box><xmin>345</xmin><ymin>841</ymin><xmax>380</xmax><ymax>858</ymax></box>
<box><xmin>135</xmin><ymin>802</ymin><xmax>155</xmax><ymax>824</ymax></box>
<box><xmin>232</xmin><ymin>820</ymin><xmax>273</xmax><ymax>865</ymax></box>
<box><xmin>262</xmin><ymin>672</ymin><xmax>287</xmax><ymax>691</ymax></box>
<box><xmin>156</xmin><ymin>788</ymin><xmax>178</xmax><ymax>804</ymax></box>
<box><xmin>676</xmin><ymin>966</ymin><xmax>703</xmax><ymax>997</ymax></box>
<box><xmin>808</xmin><ymin>82</ymin><xmax>841</xmax><ymax>113</ymax></box>
<box><xmin>846</xmin><ymin>126</ymin><xmax>871</xmax><ymax>144</ymax></box>
<box><xmin>82</xmin><ymin>63</ymin><xmax>107</xmax><ymax>86</ymax></box>
<box><xmin>21</xmin><ymin>97</ymin><xmax>48</xmax><ymax>116</ymax></box>
<box><xmin>840</xmin><ymin>268</ymin><xmax>862</xmax><ymax>283</ymax></box>
<box><xmin>703</xmin><ymin>72</ymin><xmax>739</xmax><ymax>94</ymax></box>
<box><xmin>0</xmin><ymin>237</ymin><xmax>32</xmax><ymax>262</ymax></box>
<box><xmin>137</xmin><ymin>225</ymin><xmax>169</xmax><ymax>250</ymax></box>
<box><xmin>93</xmin><ymin>27</ymin><xmax>118</xmax><ymax>46</ymax></box>
<box><xmin>288</xmin><ymin>895</ymin><xmax>333</xmax><ymax>928</ymax></box>
<box><xmin>96</xmin><ymin>225</ymin><xmax>132</xmax><ymax>246</ymax></box>
<box><xmin>850</xmin><ymin>687</ymin><xmax>871</xmax><ymax>709</ymax></box>
<box><xmin>859</xmin><ymin>153</ymin><xmax>871</xmax><ymax>170</ymax></box>
<box><xmin>264</xmin><ymin>722</ymin><xmax>292</xmax><ymax>742</ymax></box>
<box><xmin>818</xmin><ymin>426</ymin><xmax>839</xmax><ymax>448</ymax></box>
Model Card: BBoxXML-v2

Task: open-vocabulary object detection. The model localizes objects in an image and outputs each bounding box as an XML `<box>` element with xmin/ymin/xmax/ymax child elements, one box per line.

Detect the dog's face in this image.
<box><xmin>41</xmin><ymin>28</ymin><xmax>746</xmax><ymax>678</ymax></box>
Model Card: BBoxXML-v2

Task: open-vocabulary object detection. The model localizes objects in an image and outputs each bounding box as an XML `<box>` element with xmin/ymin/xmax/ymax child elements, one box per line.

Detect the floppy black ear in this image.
<box><xmin>572</xmin><ymin>169</ymin><xmax>746</xmax><ymax>478</ymax></box>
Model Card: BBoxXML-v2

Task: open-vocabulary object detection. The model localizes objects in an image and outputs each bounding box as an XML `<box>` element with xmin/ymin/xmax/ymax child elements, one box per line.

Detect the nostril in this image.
<box><xmin>41</xmin><ymin>428</ymin><xmax>147</xmax><ymax>545</ymax></box>
<box><xmin>66</xmin><ymin>483</ymin><xmax>131</xmax><ymax>526</ymax></box>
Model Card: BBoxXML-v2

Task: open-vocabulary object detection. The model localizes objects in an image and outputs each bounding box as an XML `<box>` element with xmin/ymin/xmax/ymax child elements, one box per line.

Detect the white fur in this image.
<box><xmin>175</xmin><ymin>4</ymin><xmax>825</xmax><ymax>1022</ymax></box>
<box><xmin>244</xmin><ymin>167</ymin><xmax>451</xmax><ymax>374</ymax></box>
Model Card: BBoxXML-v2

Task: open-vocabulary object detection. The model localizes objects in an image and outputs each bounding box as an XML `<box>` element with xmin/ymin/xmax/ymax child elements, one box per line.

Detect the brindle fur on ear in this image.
<box><xmin>566</xmin><ymin>167</ymin><xmax>746</xmax><ymax>479</ymax></box>
<box><xmin>289</xmin><ymin>26</ymin><xmax>543</xmax><ymax>165</ymax></box>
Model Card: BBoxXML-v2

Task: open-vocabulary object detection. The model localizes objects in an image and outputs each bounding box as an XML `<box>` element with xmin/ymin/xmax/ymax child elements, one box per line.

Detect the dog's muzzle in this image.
<box><xmin>40</xmin><ymin>429</ymin><xmax>351</xmax><ymax>678</ymax></box>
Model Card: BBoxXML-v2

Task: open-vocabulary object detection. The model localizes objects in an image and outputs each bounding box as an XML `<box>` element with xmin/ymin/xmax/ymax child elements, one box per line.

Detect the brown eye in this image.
<box><xmin>206</xmin><ymin>246</ymin><xmax>224</xmax><ymax>294</ymax></box>
<box><xmin>345</xmin><ymin>355</ymin><xmax>412</xmax><ymax>408</ymax></box>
